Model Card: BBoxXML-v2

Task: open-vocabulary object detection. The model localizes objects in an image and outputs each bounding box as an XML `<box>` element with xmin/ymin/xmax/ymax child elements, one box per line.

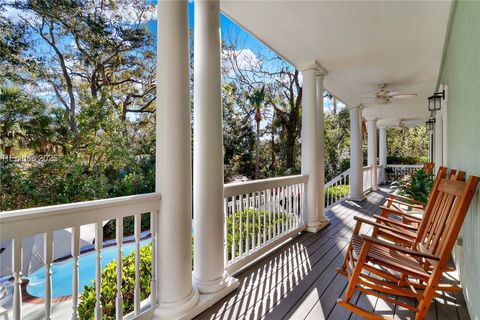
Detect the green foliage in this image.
<box><xmin>0</xmin><ymin>155</ymin><xmax>155</xmax><ymax>211</ymax></box>
<box><xmin>386</xmin><ymin>127</ymin><xmax>429</xmax><ymax>160</ymax></box>
<box><xmin>324</xmin><ymin>106</ymin><xmax>350</xmax><ymax>181</ymax></box>
<box><xmin>226</xmin><ymin>208</ymin><xmax>292</xmax><ymax>259</ymax></box>
<box><xmin>387</xmin><ymin>156</ymin><xmax>428</xmax><ymax>165</ymax></box>
<box><xmin>0</xmin><ymin>86</ymin><xmax>54</xmax><ymax>155</ymax></box>
<box><xmin>78</xmin><ymin>244</ymin><xmax>152</xmax><ymax>320</ymax></box>
<box><xmin>398</xmin><ymin>169</ymin><xmax>434</xmax><ymax>203</ymax></box>
<box><xmin>325</xmin><ymin>185</ymin><xmax>350</xmax><ymax>204</ymax></box>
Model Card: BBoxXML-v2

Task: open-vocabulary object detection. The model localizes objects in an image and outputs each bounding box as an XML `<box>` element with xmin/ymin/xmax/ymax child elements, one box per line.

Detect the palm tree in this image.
<box><xmin>247</xmin><ymin>86</ymin><xmax>266</xmax><ymax>180</ymax></box>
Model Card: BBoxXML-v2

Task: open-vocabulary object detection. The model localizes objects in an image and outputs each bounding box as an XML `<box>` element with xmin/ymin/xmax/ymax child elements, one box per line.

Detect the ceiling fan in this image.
<box><xmin>363</xmin><ymin>84</ymin><xmax>417</xmax><ymax>105</ymax></box>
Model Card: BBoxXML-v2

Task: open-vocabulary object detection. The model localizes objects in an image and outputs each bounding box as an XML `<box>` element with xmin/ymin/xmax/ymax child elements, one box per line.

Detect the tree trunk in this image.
<box><xmin>255</xmin><ymin>107</ymin><xmax>261</xmax><ymax>180</ymax></box>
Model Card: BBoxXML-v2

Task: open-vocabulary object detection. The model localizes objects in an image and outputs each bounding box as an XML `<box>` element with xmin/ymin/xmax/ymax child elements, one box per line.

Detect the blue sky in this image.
<box><xmin>146</xmin><ymin>2</ymin><xmax>265</xmax><ymax>54</ymax></box>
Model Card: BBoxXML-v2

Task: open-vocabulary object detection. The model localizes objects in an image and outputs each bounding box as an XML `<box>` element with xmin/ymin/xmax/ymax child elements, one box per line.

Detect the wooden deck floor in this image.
<box><xmin>195</xmin><ymin>186</ymin><xmax>470</xmax><ymax>320</ymax></box>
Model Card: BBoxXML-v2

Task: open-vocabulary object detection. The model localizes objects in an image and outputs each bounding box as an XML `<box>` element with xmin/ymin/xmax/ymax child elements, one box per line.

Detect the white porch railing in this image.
<box><xmin>223</xmin><ymin>175</ymin><xmax>308</xmax><ymax>273</ymax></box>
<box><xmin>385</xmin><ymin>164</ymin><xmax>423</xmax><ymax>181</ymax></box>
<box><xmin>0</xmin><ymin>193</ymin><xmax>161</xmax><ymax>320</ymax></box>
<box><xmin>324</xmin><ymin>169</ymin><xmax>350</xmax><ymax>208</ymax></box>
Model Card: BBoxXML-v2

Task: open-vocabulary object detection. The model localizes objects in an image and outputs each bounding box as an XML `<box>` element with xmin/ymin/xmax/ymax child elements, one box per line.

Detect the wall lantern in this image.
<box><xmin>428</xmin><ymin>90</ymin><xmax>445</xmax><ymax>112</ymax></box>
<box><xmin>426</xmin><ymin>118</ymin><xmax>436</xmax><ymax>131</ymax></box>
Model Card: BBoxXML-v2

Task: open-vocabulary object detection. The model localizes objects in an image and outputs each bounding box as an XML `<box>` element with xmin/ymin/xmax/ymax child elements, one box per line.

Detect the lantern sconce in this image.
<box><xmin>426</xmin><ymin>118</ymin><xmax>436</xmax><ymax>131</ymax></box>
<box><xmin>428</xmin><ymin>89</ymin><xmax>445</xmax><ymax>112</ymax></box>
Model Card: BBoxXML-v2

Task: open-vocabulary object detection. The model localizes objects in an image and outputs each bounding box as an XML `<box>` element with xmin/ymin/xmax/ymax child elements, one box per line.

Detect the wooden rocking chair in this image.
<box><xmin>337</xmin><ymin>173</ymin><xmax>479</xmax><ymax>320</ymax></box>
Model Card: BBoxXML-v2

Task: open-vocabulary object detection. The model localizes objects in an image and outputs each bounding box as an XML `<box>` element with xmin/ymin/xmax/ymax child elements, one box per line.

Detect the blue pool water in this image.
<box><xmin>27</xmin><ymin>239</ymin><xmax>151</xmax><ymax>298</ymax></box>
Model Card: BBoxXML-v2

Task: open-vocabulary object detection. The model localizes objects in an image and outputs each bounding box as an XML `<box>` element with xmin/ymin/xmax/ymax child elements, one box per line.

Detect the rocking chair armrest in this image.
<box><xmin>389</xmin><ymin>194</ymin><xmax>427</xmax><ymax>206</ymax></box>
<box><xmin>373</xmin><ymin>215</ymin><xmax>419</xmax><ymax>231</ymax></box>
<box><xmin>353</xmin><ymin>216</ymin><xmax>416</xmax><ymax>239</ymax></box>
<box><xmin>387</xmin><ymin>199</ymin><xmax>426</xmax><ymax>210</ymax></box>
<box><xmin>360</xmin><ymin>234</ymin><xmax>440</xmax><ymax>261</ymax></box>
<box><xmin>379</xmin><ymin>206</ymin><xmax>423</xmax><ymax>222</ymax></box>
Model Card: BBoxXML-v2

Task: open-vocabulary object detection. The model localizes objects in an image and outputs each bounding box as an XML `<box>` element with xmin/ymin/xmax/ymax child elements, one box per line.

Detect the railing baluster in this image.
<box><xmin>12</xmin><ymin>238</ymin><xmax>22</xmax><ymax>320</ymax></box>
<box><xmin>134</xmin><ymin>214</ymin><xmax>141</xmax><ymax>316</ymax></box>
<box><xmin>239</xmin><ymin>194</ymin><xmax>243</xmax><ymax>258</ymax></box>
<box><xmin>151</xmin><ymin>210</ymin><xmax>158</xmax><ymax>307</ymax></box>
<box><xmin>224</xmin><ymin>198</ymin><xmax>228</xmax><ymax>264</ymax></box>
<box><xmin>267</xmin><ymin>189</ymin><xmax>272</xmax><ymax>241</ymax></box>
<box><xmin>288</xmin><ymin>185</ymin><xmax>292</xmax><ymax>231</ymax></box>
<box><xmin>71</xmin><ymin>226</ymin><xmax>80</xmax><ymax>320</ymax></box>
<box><xmin>251</xmin><ymin>193</ymin><xmax>255</xmax><ymax>250</ymax></box>
<box><xmin>115</xmin><ymin>218</ymin><xmax>123</xmax><ymax>320</ymax></box>
<box><xmin>44</xmin><ymin>231</ymin><xmax>52</xmax><ymax>319</ymax></box>
<box><xmin>278</xmin><ymin>188</ymin><xmax>281</xmax><ymax>235</ymax></box>
<box><xmin>262</xmin><ymin>190</ymin><xmax>267</xmax><ymax>245</ymax></box>
<box><xmin>232</xmin><ymin>197</ymin><xmax>236</xmax><ymax>261</ymax></box>
<box><xmin>256</xmin><ymin>191</ymin><xmax>260</xmax><ymax>248</ymax></box>
<box><xmin>95</xmin><ymin>222</ymin><xmax>103</xmax><ymax>320</ymax></box>
<box><xmin>246</xmin><ymin>194</ymin><xmax>250</xmax><ymax>253</ymax></box>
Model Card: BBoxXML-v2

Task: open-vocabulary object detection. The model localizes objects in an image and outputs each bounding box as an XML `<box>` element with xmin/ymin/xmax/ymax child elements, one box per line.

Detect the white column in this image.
<box><xmin>154</xmin><ymin>1</ymin><xmax>199</xmax><ymax>318</ymax></box>
<box><xmin>378</xmin><ymin>126</ymin><xmax>387</xmax><ymax>184</ymax></box>
<box><xmin>428</xmin><ymin>131</ymin><xmax>434</xmax><ymax>163</ymax></box>
<box><xmin>301</xmin><ymin>62</ymin><xmax>329</xmax><ymax>233</ymax></box>
<box><xmin>434</xmin><ymin>113</ymin><xmax>443</xmax><ymax>169</ymax></box>
<box><xmin>316</xmin><ymin>68</ymin><xmax>330</xmax><ymax>225</ymax></box>
<box><xmin>193</xmin><ymin>0</ymin><xmax>233</xmax><ymax>293</ymax></box>
<box><xmin>348</xmin><ymin>105</ymin><xmax>366</xmax><ymax>201</ymax></box>
<box><xmin>367</xmin><ymin>118</ymin><xmax>378</xmax><ymax>191</ymax></box>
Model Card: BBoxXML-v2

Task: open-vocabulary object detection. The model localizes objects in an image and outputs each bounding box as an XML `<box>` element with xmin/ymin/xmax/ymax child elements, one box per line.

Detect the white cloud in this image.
<box><xmin>222</xmin><ymin>48</ymin><xmax>261</xmax><ymax>75</ymax></box>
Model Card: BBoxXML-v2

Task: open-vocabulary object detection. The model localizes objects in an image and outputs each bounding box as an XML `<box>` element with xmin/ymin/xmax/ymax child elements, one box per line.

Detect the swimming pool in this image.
<box><xmin>27</xmin><ymin>239</ymin><xmax>151</xmax><ymax>298</ymax></box>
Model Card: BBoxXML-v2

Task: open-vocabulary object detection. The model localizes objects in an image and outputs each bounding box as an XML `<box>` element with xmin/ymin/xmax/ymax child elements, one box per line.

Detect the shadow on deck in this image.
<box><xmin>195</xmin><ymin>186</ymin><xmax>470</xmax><ymax>320</ymax></box>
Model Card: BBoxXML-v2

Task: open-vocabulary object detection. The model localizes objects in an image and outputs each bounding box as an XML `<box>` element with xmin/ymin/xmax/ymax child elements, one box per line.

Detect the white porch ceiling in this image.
<box><xmin>221</xmin><ymin>0</ymin><xmax>452</xmax><ymax>128</ymax></box>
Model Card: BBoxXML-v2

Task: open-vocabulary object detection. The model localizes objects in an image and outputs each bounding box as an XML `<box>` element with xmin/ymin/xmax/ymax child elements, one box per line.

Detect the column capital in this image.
<box><xmin>299</xmin><ymin>60</ymin><xmax>328</xmax><ymax>75</ymax></box>
<box><xmin>365</xmin><ymin>117</ymin><xmax>378</xmax><ymax>122</ymax></box>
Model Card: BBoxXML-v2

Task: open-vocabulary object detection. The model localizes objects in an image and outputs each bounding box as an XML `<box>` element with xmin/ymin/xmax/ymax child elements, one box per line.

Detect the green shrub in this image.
<box><xmin>386</xmin><ymin>156</ymin><xmax>428</xmax><ymax>165</ymax></box>
<box><xmin>324</xmin><ymin>184</ymin><xmax>349</xmax><ymax>205</ymax></box>
<box><xmin>397</xmin><ymin>169</ymin><xmax>434</xmax><ymax>203</ymax></box>
<box><xmin>78</xmin><ymin>244</ymin><xmax>152</xmax><ymax>320</ymax></box>
<box><xmin>226</xmin><ymin>208</ymin><xmax>291</xmax><ymax>259</ymax></box>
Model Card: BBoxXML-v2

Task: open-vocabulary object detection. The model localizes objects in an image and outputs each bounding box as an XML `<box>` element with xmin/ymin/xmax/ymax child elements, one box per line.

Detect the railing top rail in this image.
<box><xmin>0</xmin><ymin>192</ymin><xmax>161</xmax><ymax>240</ymax></box>
<box><xmin>386</xmin><ymin>164</ymin><xmax>424</xmax><ymax>167</ymax></box>
<box><xmin>324</xmin><ymin>168</ymin><xmax>350</xmax><ymax>188</ymax></box>
<box><xmin>224</xmin><ymin>175</ymin><xmax>308</xmax><ymax>198</ymax></box>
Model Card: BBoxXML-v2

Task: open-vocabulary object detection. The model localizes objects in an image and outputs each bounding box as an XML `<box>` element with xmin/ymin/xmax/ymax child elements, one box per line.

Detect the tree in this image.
<box><xmin>0</xmin><ymin>86</ymin><xmax>54</xmax><ymax>155</ymax></box>
<box><xmin>246</xmin><ymin>85</ymin><xmax>266</xmax><ymax>179</ymax></box>
<box><xmin>8</xmin><ymin>0</ymin><xmax>156</xmax><ymax>143</ymax></box>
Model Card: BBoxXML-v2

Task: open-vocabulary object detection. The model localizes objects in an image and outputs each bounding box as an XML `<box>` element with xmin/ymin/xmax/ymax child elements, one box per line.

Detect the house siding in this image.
<box><xmin>440</xmin><ymin>1</ymin><xmax>480</xmax><ymax>319</ymax></box>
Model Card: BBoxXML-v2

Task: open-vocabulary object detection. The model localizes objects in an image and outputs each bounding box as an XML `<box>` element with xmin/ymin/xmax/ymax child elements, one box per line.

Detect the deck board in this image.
<box><xmin>195</xmin><ymin>187</ymin><xmax>470</xmax><ymax>320</ymax></box>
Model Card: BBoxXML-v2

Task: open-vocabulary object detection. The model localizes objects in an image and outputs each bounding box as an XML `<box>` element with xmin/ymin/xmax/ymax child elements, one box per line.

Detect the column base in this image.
<box><xmin>306</xmin><ymin>219</ymin><xmax>330</xmax><ymax>233</ymax></box>
<box><xmin>152</xmin><ymin>277</ymin><xmax>239</xmax><ymax>319</ymax></box>
<box><xmin>347</xmin><ymin>194</ymin><xmax>367</xmax><ymax>202</ymax></box>
<box><xmin>193</xmin><ymin>270</ymin><xmax>230</xmax><ymax>294</ymax></box>
<box><xmin>152</xmin><ymin>288</ymin><xmax>199</xmax><ymax>319</ymax></box>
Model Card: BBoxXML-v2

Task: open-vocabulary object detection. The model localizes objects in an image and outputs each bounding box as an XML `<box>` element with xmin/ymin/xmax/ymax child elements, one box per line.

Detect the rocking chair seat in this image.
<box><xmin>351</xmin><ymin>234</ymin><xmax>431</xmax><ymax>280</ymax></box>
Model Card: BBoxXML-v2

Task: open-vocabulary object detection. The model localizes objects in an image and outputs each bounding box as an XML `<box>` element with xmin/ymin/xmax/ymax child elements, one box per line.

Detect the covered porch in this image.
<box><xmin>196</xmin><ymin>187</ymin><xmax>469</xmax><ymax>320</ymax></box>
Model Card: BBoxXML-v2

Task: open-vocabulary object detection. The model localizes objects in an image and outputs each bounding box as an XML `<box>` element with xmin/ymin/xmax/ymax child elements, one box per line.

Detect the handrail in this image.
<box><xmin>0</xmin><ymin>193</ymin><xmax>161</xmax><ymax>241</ymax></box>
<box><xmin>325</xmin><ymin>168</ymin><xmax>350</xmax><ymax>188</ymax></box>
<box><xmin>324</xmin><ymin>169</ymin><xmax>351</xmax><ymax>208</ymax></box>
<box><xmin>224</xmin><ymin>175</ymin><xmax>308</xmax><ymax>198</ymax></box>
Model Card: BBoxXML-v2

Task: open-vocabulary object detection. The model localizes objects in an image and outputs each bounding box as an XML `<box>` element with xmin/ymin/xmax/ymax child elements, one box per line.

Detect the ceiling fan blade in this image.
<box><xmin>386</xmin><ymin>90</ymin><xmax>400</xmax><ymax>96</ymax></box>
<box><xmin>391</xmin><ymin>94</ymin><xmax>418</xmax><ymax>99</ymax></box>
